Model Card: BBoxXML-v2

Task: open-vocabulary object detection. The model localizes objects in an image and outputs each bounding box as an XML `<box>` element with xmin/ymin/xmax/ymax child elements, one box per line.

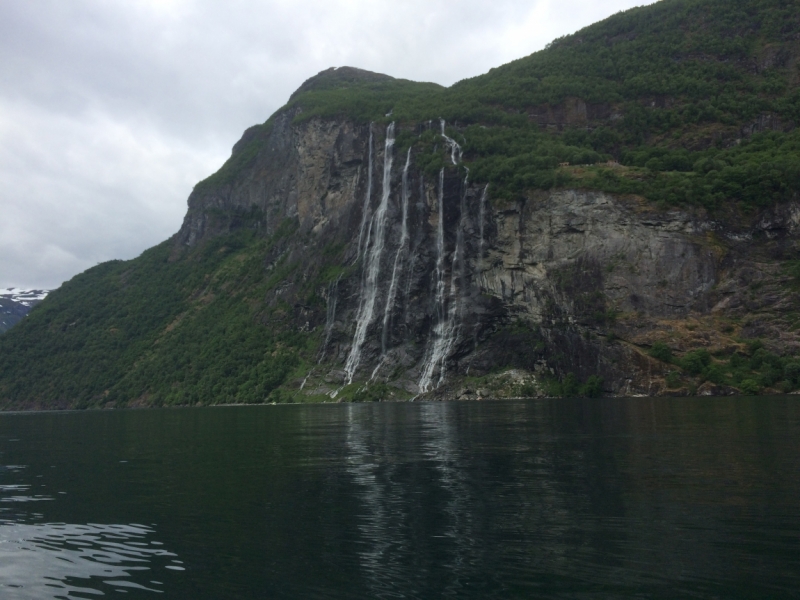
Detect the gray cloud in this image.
<box><xmin>0</xmin><ymin>0</ymin><xmax>655</xmax><ymax>289</ymax></box>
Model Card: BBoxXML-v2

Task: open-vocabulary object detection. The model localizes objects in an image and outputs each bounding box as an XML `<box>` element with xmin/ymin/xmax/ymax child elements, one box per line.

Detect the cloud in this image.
<box><xmin>0</xmin><ymin>0</ymin><xmax>656</xmax><ymax>289</ymax></box>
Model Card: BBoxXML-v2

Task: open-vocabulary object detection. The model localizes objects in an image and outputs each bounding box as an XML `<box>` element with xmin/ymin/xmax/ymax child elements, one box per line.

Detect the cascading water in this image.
<box><xmin>355</xmin><ymin>127</ymin><xmax>374</xmax><ymax>261</ymax></box>
<box><xmin>380</xmin><ymin>147</ymin><xmax>412</xmax><ymax>354</ymax></box>
<box><xmin>344</xmin><ymin>123</ymin><xmax>396</xmax><ymax>385</ymax></box>
<box><xmin>434</xmin><ymin>169</ymin><xmax>469</xmax><ymax>387</ymax></box>
<box><xmin>418</xmin><ymin>123</ymin><xmax>471</xmax><ymax>392</ymax></box>
<box><xmin>400</xmin><ymin>177</ymin><xmax>426</xmax><ymax>308</ymax></box>
<box><xmin>301</xmin><ymin>274</ymin><xmax>343</xmax><ymax>391</ymax></box>
<box><xmin>477</xmin><ymin>184</ymin><xmax>489</xmax><ymax>270</ymax></box>
<box><xmin>440</xmin><ymin>119</ymin><xmax>462</xmax><ymax>165</ymax></box>
<box><xmin>317</xmin><ymin>274</ymin><xmax>342</xmax><ymax>364</ymax></box>
<box><xmin>418</xmin><ymin>169</ymin><xmax>449</xmax><ymax>392</ymax></box>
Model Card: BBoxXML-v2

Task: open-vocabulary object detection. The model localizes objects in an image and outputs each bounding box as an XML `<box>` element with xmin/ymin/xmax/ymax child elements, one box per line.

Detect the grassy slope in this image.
<box><xmin>2</xmin><ymin>0</ymin><xmax>799</xmax><ymax>407</ymax></box>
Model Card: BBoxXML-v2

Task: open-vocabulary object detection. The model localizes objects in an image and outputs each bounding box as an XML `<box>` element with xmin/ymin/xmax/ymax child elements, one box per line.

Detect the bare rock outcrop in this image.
<box><xmin>172</xmin><ymin>114</ymin><xmax>800</xmax><ymax>398</ymax></box>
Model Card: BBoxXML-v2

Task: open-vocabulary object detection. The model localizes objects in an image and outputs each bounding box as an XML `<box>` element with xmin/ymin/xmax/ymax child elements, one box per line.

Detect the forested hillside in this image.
<box><xmin>256</xmin><ymin>0</ymin><xmax>800</xmax><ymax>208</ymax></box>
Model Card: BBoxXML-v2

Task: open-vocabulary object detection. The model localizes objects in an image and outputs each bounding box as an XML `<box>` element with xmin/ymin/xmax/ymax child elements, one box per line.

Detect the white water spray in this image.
<box><xmin>477</xmin><ymin>184</ymin><xmax>489</xmax><ymax>270</ymax></box>
<box><xmin>418</xmin><ymin>169</ymin><xmax>449</xmax><ymax>392</ymax></box>
<box><xmin>440</xmin><ymin>119</ymin><xmax>462</xmax><ymax>165</ymax></box>
<box><xmin>356</xmin><ymin>127</ymin><xmax>374</xmax><ymax>261</ymax></box>
<box><xmin>418</xmin><ymin>168</ymin><xmax>471</xmax><ymax>392</ymax></box>
<box><xmin>437</xmin><ymin>169</ymin><xmax>469</xmax><ymax>386</ymax></box>
<box><xmin>380</xmin><ymin>147</ymin><xmax>412</xmax><ymax>355</ymax></box>
<box><xmin>344</xmin><ymin>123</ymin><xmax>396</xmax><ymax>384</ymax></box>
<box><xmin>369</xmin><ymin>357</ymin><xmax>385</xmax><ymax>382</ymax></box>
<box><xmin>402</xmin><ymin>177</ymin><xmax>426</xmax><ymax>304</ymax></box>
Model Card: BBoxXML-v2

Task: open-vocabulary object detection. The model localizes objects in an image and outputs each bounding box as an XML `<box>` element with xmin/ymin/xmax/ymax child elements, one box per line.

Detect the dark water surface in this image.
<box><xmin>0</xmin><ymin>397</ymin><xmax>798</xmax><ymax>599</ymax></box>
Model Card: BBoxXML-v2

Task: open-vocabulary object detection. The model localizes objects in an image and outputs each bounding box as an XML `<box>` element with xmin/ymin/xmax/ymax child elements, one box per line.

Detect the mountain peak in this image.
<box><xmin>289</xmin><ymin>66</ymin><xmax>395</xmax><ymax>99</ymax></box>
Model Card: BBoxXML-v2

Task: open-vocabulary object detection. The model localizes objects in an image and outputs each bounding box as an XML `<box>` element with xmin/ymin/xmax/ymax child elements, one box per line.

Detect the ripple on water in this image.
<box><xmin>0</xmin><ymin>522</ymin><xmax>180</xmax><ymax>598</ymax></box>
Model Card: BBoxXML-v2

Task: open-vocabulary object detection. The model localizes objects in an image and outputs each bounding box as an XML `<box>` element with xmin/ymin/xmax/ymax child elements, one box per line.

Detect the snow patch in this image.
<box><xmin>0</xmin><ymin>288</ymin><xmax>49</xmax><ymax>305</ymax></box>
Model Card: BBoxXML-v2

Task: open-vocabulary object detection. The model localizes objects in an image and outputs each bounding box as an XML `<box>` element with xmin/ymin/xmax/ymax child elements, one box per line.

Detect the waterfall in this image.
<box><xmin>437</xmin><ymin>169</ymin><xmax>469</xmax><ymax>387</ymax></box>
<box><xmin>402</xmin><ymin>176</ymin><xmax>426</xmax><ymax>305</ymax></box>
<box><xmin>301</xmin><ymin>274</ymin><xmax>343</xmax><ymax>391</ymax></box>
<box><xmin>440</xmin><ymin>119</ymin><xmax>462</xmax><ymax>165</ymax></box>
<box><xmin>418</xmin><ymin>168</ymin><xmax>470</xmax><ymax>392</ymax></box>
<box><xmin>356</xmin><ymin>127</ymin><xmax>374</xmax><ymax>261</ymax></box>
<box><xmin>317</xmin><ymin>274</ymin><xmax>342</xmax><ymax>364</ymax></box>
<box><xmin>380</xmin><ymin>147</ymin><xmax>412</xmax><ymax>355</ymax></box>
<box><xmin>418</xmin><ymin>169</ymin><xmax>449</xmax><ymax>392</ymax></box>
<box><xmin>417</xmin><ymin>123</ymin><xmax>473</xmax><ymax>392</ymax></box>
<box><xmin>344</xmin><ymin>122</ymin><xmax>396</xmax><ymax>385</ymax></box>
<box><xmin>453</xmin><ymin>169</ymin><xmax>469</xmax><ymax>295</ymax></box>
<box><xmin>477</xmin><ymin>184</ymin><xmax>488</xmax><ymax>270</ymax></box>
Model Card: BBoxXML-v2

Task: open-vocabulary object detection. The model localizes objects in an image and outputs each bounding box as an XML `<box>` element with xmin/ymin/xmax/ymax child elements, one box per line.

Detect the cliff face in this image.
<box><xmin>175</xmin><ymin>109</ymin><xmax>365</xmax><ymax>247</ymax></box>
<box><xmin>173</xmin><ymin>115</ymin><xmax>800</xmax><ymax>399</ymax></box>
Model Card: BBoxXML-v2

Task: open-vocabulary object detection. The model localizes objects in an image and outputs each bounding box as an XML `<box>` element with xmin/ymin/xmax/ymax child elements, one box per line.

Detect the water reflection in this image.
<box><xmin>0</xmin><ymin>462</ymin><xmax>180</xmax><ymax>599</ymax></box>
<box><xmin>0</xmin><ymin>399</ymin><xmax>798</xmax><ymax>599</ymax></box>
<box><xmin>418</xmin><ymin>402</ymin><xmax>474</xmax><ymax>596</ymax></box>
<box><xmin>343</xmin><ymin>403</ymin><xmax>402</xmax><ymax>598</ymax></box>
<box><xmin>336</xmin><ymin>399</ymin><xmax>800</xmax><ymax>599</ymax></box>
<box><xmin>0</xmin><ymin>522</ymin><xmax>178</xmax><ymax>598</ymax></box>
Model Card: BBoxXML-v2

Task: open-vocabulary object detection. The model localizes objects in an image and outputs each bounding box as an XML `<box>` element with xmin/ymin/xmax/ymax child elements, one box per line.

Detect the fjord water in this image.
<box><xmin>1</xmin><ymin>398</ymin><xmax>798</xmax><ymax>599</ymax></box>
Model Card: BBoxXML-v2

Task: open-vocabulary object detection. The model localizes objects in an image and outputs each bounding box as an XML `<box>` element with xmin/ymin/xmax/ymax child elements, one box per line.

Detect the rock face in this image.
<box><xmin>175</xmin><ymin>110</ymin><xmax>369</xmax><ymax>248</ymax></box>
<box><xmin>173</xmin><ymin>114</ymin><xmax>800</xmax><ymax>398</ymax></box>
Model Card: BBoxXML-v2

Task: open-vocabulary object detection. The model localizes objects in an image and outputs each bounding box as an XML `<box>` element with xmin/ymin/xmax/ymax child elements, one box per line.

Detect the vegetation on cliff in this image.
<box><xmin>276</xmin><ymin>0</ymin><xmax>800</xmax><ymax>209</ymax></box>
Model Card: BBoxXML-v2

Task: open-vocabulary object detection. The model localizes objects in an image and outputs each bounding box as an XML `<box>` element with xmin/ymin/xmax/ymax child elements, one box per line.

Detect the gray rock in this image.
<box><xmin>171</xmin><ymin>115</ymin><xmax>800</xmax><ymax>397</ymax></box>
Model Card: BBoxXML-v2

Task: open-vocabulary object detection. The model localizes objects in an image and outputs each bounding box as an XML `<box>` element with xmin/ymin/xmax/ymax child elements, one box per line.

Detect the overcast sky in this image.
<box><xmin>0</xmin><ymin>0</ymin><xmax>657</xmax><ymax>290</ymax></box>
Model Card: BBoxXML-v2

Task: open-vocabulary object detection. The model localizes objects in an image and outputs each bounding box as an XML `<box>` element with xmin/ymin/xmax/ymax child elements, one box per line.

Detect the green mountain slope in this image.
<box><xmin>1</xmin><ymin>0</ymin><xmax>799</xmax><ymax>409</ymax></box>
<box><xmin>0</xmin><ymin>226</ymin><xmax>315</xmax><ymax>409</ymax></box>
<box><xmin>275</xmin><ymin>0</ymin><xmax>800</xmax><ymax>208</ymax></box>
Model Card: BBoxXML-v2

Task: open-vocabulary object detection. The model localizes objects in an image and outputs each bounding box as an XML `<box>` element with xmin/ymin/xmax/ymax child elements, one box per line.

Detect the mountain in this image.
<box><xmin>0</xmin><ymin>289</ymin><xmax>48</xmax><ymax>334</ymax></box>
<box><xmin>1</xmin><ymin>0</ymin><xmax>800</xmax><ymax>409</ymax></box>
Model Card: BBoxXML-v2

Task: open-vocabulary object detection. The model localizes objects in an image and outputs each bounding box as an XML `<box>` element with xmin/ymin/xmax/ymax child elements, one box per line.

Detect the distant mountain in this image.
<box><xmin>0</xmin><ymin>289</ymin><xmax>48</xmax><ymax>334</ymax></box>
<box><xmin>1</xmin><ymin>0</ymin><xmax>800</xmax><ymax>409</ymax></box>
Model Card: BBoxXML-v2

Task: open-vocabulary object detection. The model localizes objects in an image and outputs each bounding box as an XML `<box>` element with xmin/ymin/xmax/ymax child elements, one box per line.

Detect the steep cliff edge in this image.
<box><xmin>2</xmin><ymin>0</ymin><xmax>800</xmax><ymax>408</ymax></box>
<box><xmin>166</xmin><ymin>112</ymin><xmax>800</xmax><ymax>401</ymax></box>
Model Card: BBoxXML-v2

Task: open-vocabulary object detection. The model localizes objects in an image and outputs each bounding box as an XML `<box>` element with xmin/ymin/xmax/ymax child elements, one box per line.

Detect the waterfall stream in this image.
<box><xmin>380</xmin><ymin>147</ymin><xmax>412</xmax><ymax>355</ymax></box>
<box><xmin>435</xmin><ymin>169</ymin><xmax>469</xmax><ymax>388</ymax></box>
<box><xmin>341</xmin><ymin>120</ymin><xmax>472</xmax><ymax>390</ymax></box>
<box><xmin>344</xmin><ymin>123</ymin><xmax>396</xmax><ymax>385</ymax></box>
<box><xmin>478</xmin><ymin>184</ymin><xmax>488</xmax><ymax>270</ymax></box>
<box><xmin>440</xmin><ymin>119</ymin><xmax>462</xmax><ymax>165</ymax></box>
<box><xmin>301</xmin><ymin>273</ymin><xmax>343</xmax><ymax>391</ymax></box>
<box><xmin>355</xmin><ymin>127</ymin><xmax>374</xmax><ymax>261</ymax></box>
<box><xmin>418</xmin><ymin>123</ymin><xmax>471</xmax><ymax>392</ymax></box>
<box><xmin>418</xmin><ymin>169</ymin><xmax>449</xmax><ymax>392</ymax></box>
<box><xmin>318</xmin><ymin>274</ymin><xmax>342</xmax><ymax>364</ymax></box>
